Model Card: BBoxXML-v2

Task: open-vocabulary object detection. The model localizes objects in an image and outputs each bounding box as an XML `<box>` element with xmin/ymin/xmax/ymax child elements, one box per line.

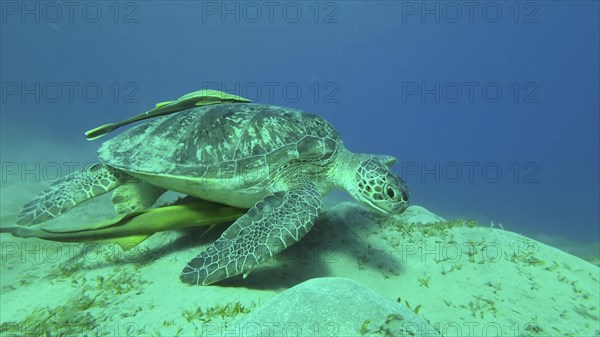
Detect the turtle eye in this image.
<box><xmin>386</xmin><ymin>187</ymin><xmax>395</xmax><ymax>199</ymax></box>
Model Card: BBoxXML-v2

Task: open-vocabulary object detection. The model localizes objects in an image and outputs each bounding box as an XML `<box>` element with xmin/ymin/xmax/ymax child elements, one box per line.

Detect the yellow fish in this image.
<box><xmin>0</xmin><ymin>197</ymin><xmax>245</xmax><ymax>250</ymax></box>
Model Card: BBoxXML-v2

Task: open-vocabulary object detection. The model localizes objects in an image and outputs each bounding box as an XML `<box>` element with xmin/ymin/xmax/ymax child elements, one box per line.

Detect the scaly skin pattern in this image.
<box><xmin>17</xmin><ymin>163</ymin><xmax>126</xmax><ymax>226</ymax></box>
<box><xmin>180</xmin><ymin>183</ymin><xmax>322</xmax><ymax>285</ymax></box>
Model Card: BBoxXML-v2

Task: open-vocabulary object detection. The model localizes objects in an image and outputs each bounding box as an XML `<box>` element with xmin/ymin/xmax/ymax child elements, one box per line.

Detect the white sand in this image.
<box><xmin>1</xmin><ymin>198</ymin><xmax>598</xmax><ymax>337</ymax></box>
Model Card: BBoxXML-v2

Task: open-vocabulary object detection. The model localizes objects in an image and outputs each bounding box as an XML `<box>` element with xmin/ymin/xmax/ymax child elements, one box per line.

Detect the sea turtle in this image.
<box><xmin>17</xmin><ymin>103</ymin><xmax>410</xmax><ymax>285</ymax></box>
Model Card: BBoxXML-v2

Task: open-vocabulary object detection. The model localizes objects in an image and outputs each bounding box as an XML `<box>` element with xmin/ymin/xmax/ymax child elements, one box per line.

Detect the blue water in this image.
<box><xmin>1</xmin><ymin>1</ymin><xmax>598</xmax><ymax>243</ymax></box>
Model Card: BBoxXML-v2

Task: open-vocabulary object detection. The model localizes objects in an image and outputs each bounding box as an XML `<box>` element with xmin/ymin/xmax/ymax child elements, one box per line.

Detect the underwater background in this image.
<box><xmin>0</xmin><ymin>2</ymin><xmax>599</xmax><ymax>336</ymax></box>
<box><xmin>2</xmin><ymin>1</ymin><xmax>598</xmax><ymax>243</ymax></box>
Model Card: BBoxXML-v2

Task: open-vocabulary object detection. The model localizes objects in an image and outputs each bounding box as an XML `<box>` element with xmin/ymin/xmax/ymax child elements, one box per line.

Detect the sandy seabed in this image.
<box><xmin>0</xmin><ymin>130</ymin><xmax>598</xmax><ymax>337</ymax></box>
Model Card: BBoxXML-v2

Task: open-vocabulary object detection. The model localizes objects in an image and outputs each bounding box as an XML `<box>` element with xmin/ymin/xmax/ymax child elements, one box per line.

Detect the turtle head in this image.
<box><xmin>347</xmin><ymin>155</ymin><xmax>410</xmax><ymax>215</ymax></box>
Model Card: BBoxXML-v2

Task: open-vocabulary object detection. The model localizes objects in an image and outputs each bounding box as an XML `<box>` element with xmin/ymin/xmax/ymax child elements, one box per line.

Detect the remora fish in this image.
<box><xmin>0</xmin><ymin>198</ymin><xmax>245</xmax><ymax>249</ymax></box>
<box><xmin>84</xmin><ymin>89</ymin><xmax>251</xmax><ymax>140</ymax></box>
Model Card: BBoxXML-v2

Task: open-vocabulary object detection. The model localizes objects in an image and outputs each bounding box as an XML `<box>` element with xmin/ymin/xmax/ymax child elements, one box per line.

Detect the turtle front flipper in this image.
<box><xmin>180</xmin><ymin>183</ymin><xmax>322</xmax><ymax>286</ymax></box>
<box><xmin>17</xmin><ymin>163</ymin><xmax>126</xmax><ymax>226</ymax></box>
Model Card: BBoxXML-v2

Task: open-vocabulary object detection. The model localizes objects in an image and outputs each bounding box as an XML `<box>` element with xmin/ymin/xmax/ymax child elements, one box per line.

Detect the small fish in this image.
<box><xmin>85</xmin><ymin>89</ymin><xmax>251</xmax><ymax>141</ymax></box>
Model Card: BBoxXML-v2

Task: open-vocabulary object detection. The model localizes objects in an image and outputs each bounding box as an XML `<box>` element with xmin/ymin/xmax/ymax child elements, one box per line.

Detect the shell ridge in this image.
<box><xmin>232</xmin><ymin>105</ymin><xmax>264</xmax><ymax>161</ymax></box>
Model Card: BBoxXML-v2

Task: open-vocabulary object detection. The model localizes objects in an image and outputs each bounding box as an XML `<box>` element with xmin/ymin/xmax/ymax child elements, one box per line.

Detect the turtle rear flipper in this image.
<box><xmin>111</xmin><ymin>179</ymin><xmax>166</xmax><ymax>216</ymax></box>
<box><xmin>17</xmin><ymin>163</ymin><xmax>126</xmax><ymax>226</ymax></box>
<box><xmin>180</xmin><ymin>183</ymin><xmax>322</xmax><ymax>286</ymax></box>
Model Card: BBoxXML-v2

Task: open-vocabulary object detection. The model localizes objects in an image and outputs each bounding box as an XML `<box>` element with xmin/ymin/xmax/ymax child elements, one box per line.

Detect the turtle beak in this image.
<box><xmin>362</xmin><ymin>199</ymin><xmax>388</xmax><ymax>214</ymax></box>
<box><xmin>360</xmin><ymin>196</ymin><xmax>408</xmax><ymax>215</ymax></box>
<box><xmin>393</xmin><ymin>201</ymin><xmax>409</xmax><ymax>214</ymax></box>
